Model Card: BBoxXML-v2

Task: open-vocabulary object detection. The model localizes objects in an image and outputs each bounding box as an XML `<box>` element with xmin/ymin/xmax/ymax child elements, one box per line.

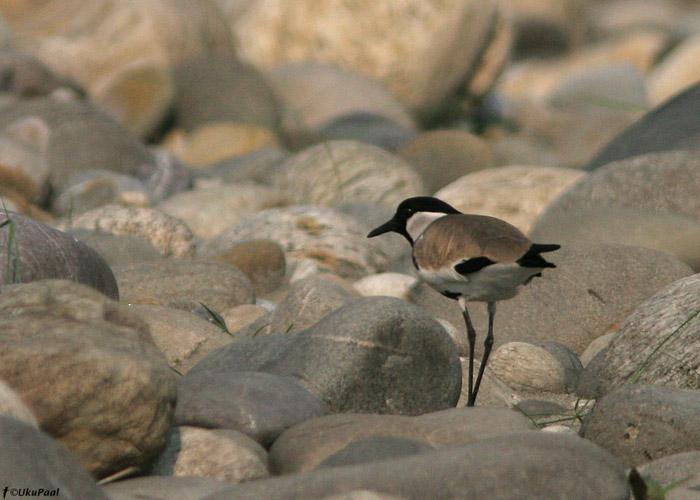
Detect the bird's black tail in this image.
<box><xmin>517</xmin><ymin>243</ymin><xmax>560</xmax><ymax>268</ymax></box>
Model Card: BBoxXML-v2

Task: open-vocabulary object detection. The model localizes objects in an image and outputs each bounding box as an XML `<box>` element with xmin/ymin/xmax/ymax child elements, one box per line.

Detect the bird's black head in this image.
<box><xmin>367</xmin><ymin>197</ymin><xmax>461</xmax><ymax>245</ymax></box>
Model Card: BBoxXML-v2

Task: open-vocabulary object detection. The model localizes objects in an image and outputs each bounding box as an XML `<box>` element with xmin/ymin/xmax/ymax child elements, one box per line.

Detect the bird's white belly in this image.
<box><xmin>418</xmin><ymin>262</ymin><xmax>542</xmax><ymax>302</ymax></box>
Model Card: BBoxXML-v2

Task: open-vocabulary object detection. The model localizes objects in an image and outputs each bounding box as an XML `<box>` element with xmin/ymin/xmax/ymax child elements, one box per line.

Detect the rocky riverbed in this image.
<box><xmin>0</xmin><ymin>1</ymin><xmax>699</xmax><ymax>499</ymax></box>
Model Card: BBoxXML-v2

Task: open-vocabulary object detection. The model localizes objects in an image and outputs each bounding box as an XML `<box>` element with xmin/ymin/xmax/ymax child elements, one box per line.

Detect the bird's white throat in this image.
<box><xmin>406</xmin><ymin>212</ymin><xmax>445</xmax><ymax>242</ymax></box>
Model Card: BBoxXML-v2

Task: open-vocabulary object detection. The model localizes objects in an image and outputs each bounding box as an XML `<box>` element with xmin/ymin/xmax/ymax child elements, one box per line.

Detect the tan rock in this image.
<box><xmin>165</xmin><ymin>123</ymin><xmax>279</xmax><ymax>167</ymax></box>
<box><xmin>62</xmin><ymin>205</ymin><xmax>196</xmax><ymax>258</ymax></box>
<box><xmin>489</xmin><ymin>342</ymin><xmax>569</xmax><ymax>393</ymax></box>
<box><xmin>159</xmin><ymin>183</ymin><xmax>285</xmax><ymax>240</ymax></box>
<box><xmin>219</xmin><ymin>0</ymin><xmax>510</xmax><ymax>117</ymax></box>
<box><xmin>272</xmin><ymin>140</ymin><xmax>426</xmax><ymax>208</ymax></box>
<box><xmin>499</xmin><ymin>30</ymin><xmax>669</xmax><ymax>103</ymax></box>
<box><xmin>221</xmin><ymin>304</ymin><xmax>268</xmax><ymax>334</ymax></box>
<box><xmin>2</xmin><ymin>0</ymin><xmax>236</xmax><ymax>136</ymax></box>
<box><xmin>648</xmin><ymin>32</ymin><xmax>700</xmax><ymax>105</ymax></box>
<box><xmin>152</xmin><ymin>426</ymin><xmax>269</xmax><ymax>483</ymax></box>
<box><xmin>129</xmin><ymin>305</ymin><xmax>235</xmax><ymax>374</ymax></box>
<box><xmin>435</xmin><ymin>165</ymin><xmax>584</xmax><ymax>233</ymax></box>
<box><xmin>0</xmin><ymin>378</ymin><xmax>38</xmax><ymax>427</ymax></box>
<box><xmin>397</xmin><ymin>130</ymin><xmax>497</xmax><ymax>194</ymax></box>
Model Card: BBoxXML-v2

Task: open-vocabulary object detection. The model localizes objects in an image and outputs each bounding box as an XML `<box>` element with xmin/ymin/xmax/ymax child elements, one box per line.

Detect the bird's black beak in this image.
<box><xmin>367</xmin><ymin>219</ymin><xmax>396</xmax><ymax>238</ymax></box>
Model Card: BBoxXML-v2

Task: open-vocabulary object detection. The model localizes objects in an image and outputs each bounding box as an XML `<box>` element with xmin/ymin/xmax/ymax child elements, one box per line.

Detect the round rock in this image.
<box><xmin>266</xmin><ymin>61</ymin><xmax>416</xmax><ymax>140</ymax></box>
<box><xmin>102</xmin><ymin>476</ymin><xmax>230</xmax><ymax>500</ymax></box>
<box><xmin>0</xmin><ymin>417</ymin><xmax>110</xmax><ymax>500</ymax></box>
<box><xmin>577</xmin><ymin>273</ymin><xmax>700</xmax><ymax>398</ymax></box>
<box><xmin>151</xmin><ymin>426</ymin><xmax>269</xmax><ymax>483</ymax></box>
<box><xmin>175</xmin><ymin>370</ymin><xmax>328</xmax><ymax>447</ymax></box>
<box><xmin>271</xmin><ymin>140</ymin><xmax>425</xmax><ymax>208</ymax></box>
<box><xmin>0</xmin><ymin>280</ymin><xmax>176</xmax><ymax>478</ymax></box>
<box><xmin>488</xmin><ymin>342</ymin><xmax>577</xmax><ymax>394</ymax></box>
<box><xmin>158</xmin><ymin>183</ymin><xmax>284</xmax><ymax>240</ymax></box>
<box><xmin>204</xmin><ymin>432</ymin><xmax>628</xmax><ymax>500</ymax></box>
<box><xmin>0</xmin><ymin>210</ymin><xmax>118</xmax><ymax>299</ymax></box>
<box><xmin>172</xmin><ymin>55</ymin><xmax>280</xmax><ymax>132</ymax></box>
<box><xmin>435</xmin><ymin>165</ymin><xmax>584</xmax><ymax>233</ymax></box>
<box><xmin>270</xmin><ymin>407</ymin><xmax>534</xmax><ymax>474</ymax></box>
<box><xmin>129</xmin><ymin>304</ymin><xmax>235</xmax><ymax>374</ymax></box>
<box><xmin>191</xmin><ymin>297</ymin><xmax>462</xmax><ymax>416</ymax></box>
<box><xmin>407</xmin><ymin>243</ymin><xmax>693</xmax><ymax>356</ymax></box>
<box><xmin>397</xmin><ymin>129</ymin><xmax>497</xmax><ymax>194</ymax></box>
<box><xmin>316</xmin><ymin>436</ymin><xmax>434</xmax><ymax>469</ymax></box>
<box><xmin>209</xmin><ymin>239</ymin><xmax>287</xmax><ymax>295</ymax></box>
<box><xmin>116</xmin><ymin>259</ymin><xmax>255</xmax><ymax>312</ymax></box>
<box><xmin>235</xmin><ymin>278</ymin><xmax>355</xmax><ymax>338</ymax></box>
<box><xmin>69</xmin><ymin>229</ymin><xmax>163</xmax><ymax>271</ymax></box>
<box><xmin>198</xmin><ymin>205</ymin><xmax>394</xmax><ymax>279</ymax></box>
<box><xmin>554</xmin><ymin>150</ymin><xmax>700</xmax><ymax>217</ymax></box>
<box><xmin>317</xmin><ymin>112</ymin><xmax>416</xmax><ymax>153</ymax></box>
<box><xmin>581</xmin><ymin>384</ymin><xmax>700</xmax><ymax>466</ymax></box>
<box><xmin>227</xmin><ymin>0</ymin><xmax>510</xmax><ymax>118</ymax></box>
<box><xmin>64</xmin><ymin>205</ymin><xmax>196</xmax><ymax>258</ymax></box>
<box><xmin>530</xmin><ymin>205</ymin><xmax>700</xmax><ymax>271</ymax></box>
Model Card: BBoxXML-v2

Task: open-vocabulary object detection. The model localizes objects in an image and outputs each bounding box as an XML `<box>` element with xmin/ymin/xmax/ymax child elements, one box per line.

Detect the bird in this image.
<box><xmin>367</xmin><ymin>196</ymin><xmax>560</xmax><ymax>406</ymax></box>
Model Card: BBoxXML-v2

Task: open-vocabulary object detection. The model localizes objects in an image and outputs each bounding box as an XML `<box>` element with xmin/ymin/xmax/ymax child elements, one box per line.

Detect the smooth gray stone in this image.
<box><xmin>201</xmin><ymin>432</ymin><xmax>629</xmax><ymax>500</ymax></box>
<box><xmin>581</xmin><ymin>384</ymin><xmax>700</xmax><ymax>466</ymax></box>
<box><xmin>189</xmin><ymin>297</ymin><xmax>462</xmax><ymax>415</ymax></box>
<box><xmin>175</xmin><ymin>371</ymin><xmax>327</xmax><ymax>447</ymax></box>
<box><xmin>103</xmin><ymin>476</ymin><xmax>230</xmax><ymax>500</ymax></box>
<box><xmin>317</xmin><ymin>436</ymin><xmax>434</xmax><ymax>469</ymax></box>
<box><xmin>588</xmin><ymin>81</ymin><xmax>700</xmax><ymax>169</ymax></box>
<box><xmin>0</xmin><ymin>417</ymin><xmax>109</xmax><ymax>500</ymax></box>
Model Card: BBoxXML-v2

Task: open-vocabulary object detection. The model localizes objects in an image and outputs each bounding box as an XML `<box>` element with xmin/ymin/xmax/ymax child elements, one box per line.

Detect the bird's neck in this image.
<box><xmin>406</xmin><ymin>212</ymin><xmax>445</xmax><ymax>243</ymax></box>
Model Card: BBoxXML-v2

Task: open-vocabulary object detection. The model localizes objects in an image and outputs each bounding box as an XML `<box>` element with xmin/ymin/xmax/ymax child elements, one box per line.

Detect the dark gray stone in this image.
<box><xmin>0</xmin><ymin>210</ymin><xmax>118</xmax><ymax>299</ymax></box>
<box><xmin>0</xmin><ymin>417</ymin><xmax>109</xmax><ymax>500</ymax></box>
<box><xmin>580</xmin><ymin>384</ymin><xmax>700</xmax><ymax>466</ymax></box>
<box><xmin>588</xmin><ymin>81</ymin><xmax>700</xmax><ymax>169</ymax></box>
<box><xmin>202</xmin><ymin>432</ymin><xmax>629</xmax><ymax>500</ymax></box>
<box><xmin>190</xmin><ymin>297</ymin><xmax>462</xmax><ymax>415</ymax></box>
<box><xmin>103</xmin><ymin>476</ymin><xmax>230</xmax><ymax>500</ymax></box>
<box><xmin>530</xmin><ymin>206</ymin><xmax>700</xmax><ymax>271</ymax></box>
<box><xmin>317</xmin><ymin>436</ymin><xmax>434</xmax><ymax>469</ymax></box>
<box><xmin>175</xmin><ymin>371</ymin><xmax>327</xmax><ymax>446</ymax></box>
<box><xmin>577</xmin><ymin>273</ymin><xmax>700</xmax><ymax>399</ymax></box>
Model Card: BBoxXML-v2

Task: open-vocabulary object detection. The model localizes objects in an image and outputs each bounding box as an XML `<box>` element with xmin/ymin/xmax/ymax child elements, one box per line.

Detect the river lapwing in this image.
<box><xmin>367</xmin><ymin>196</ymin><xmax>560</xmax><ymax>406</ymax></box>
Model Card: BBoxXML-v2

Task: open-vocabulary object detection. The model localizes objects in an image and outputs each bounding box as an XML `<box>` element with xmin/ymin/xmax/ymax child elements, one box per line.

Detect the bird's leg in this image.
<box><xmin>457</xmin><ymin>296</ymin><xmax>477</xmax><ymax>407</ymax></box>
<box><xmin>471</xmin><ymin>301</ymin><xmax>496</xmax><ymax>406</ymax></box>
